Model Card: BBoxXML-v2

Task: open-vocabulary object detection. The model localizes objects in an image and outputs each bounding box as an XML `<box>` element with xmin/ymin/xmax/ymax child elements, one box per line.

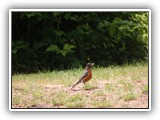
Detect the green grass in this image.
<box><xmin>51</xmin><ymin>91</ymin><xmax>68</xmax><ymax>107</ymax></box>
<box><xmin>66</xmin><ymin>101</ymin><xmax>85</xmax><ymax>108</ymax></box>
<box><xmin>94</xmin><ymin>90</ymin><xmax>105</xmax><ymax>96</ymax></box>
<box><xmin>105</xmin><ymin>83</ymin><xmax>112</xmax><ymax>90</ymax></box>
<box><xmin>92</xmin><ymin>99</ymin><xmax>113</xmax><ymax>108</ymax></box>
<box><xmin>83</xmin><ymin>83</ymin><xmax>98</xmax><ymax>90</ymax></box>
<box><xmin>122</xmin><ymin>92</ymin><xmax>138</xmax><ymax>101</ymax></box>
<box><xmin>66</xmin><ymin>94</ymin><xmax>86</xmax><ymax>108</ymax></box>
<box><xmin>12</xmin><ymin>62</ymin><xmax>148</xmax><ymax>108</ymax></box>
<box><xmin>142</xmin><ymin>84</ymin><xmax>148</xmax><ymax>95</ymax></box>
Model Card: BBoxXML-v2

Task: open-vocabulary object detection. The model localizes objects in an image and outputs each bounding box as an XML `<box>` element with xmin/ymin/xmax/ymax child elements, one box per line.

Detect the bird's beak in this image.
<box><xmin>91</xmin><ymin>63</ymin><xmax>94</xmax><ymax>66</ymax></box>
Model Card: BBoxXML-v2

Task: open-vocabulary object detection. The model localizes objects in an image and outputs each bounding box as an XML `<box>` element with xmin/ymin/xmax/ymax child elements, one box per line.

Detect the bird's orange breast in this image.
<box><xmin>83</xmin><ymin>69</ymin><xmax>92</xmax><ymax>83</ymax></box>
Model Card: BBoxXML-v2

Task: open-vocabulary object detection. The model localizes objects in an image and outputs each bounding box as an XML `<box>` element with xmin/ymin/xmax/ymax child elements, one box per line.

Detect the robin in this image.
<box><xmin>70</xmin><ymin>63</ymin><xmax>94</xmax><ymax>90</ymax></box>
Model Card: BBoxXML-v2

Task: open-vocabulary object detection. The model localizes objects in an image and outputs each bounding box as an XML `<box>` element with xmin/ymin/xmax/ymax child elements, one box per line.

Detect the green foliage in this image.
<box><xmin>12</xmin><ymin>12</ymin><xmax>149</xmax><ymax>73</ymax></box>
<box><xmin>25</xmin><ymin>12</ymin><xmax>41</xmax><ymax>18</ymax></box>
<box><xmin>12</xmin><ymin>40</ymin><xmax>26</xmax><ymax>54</ymax></box>
<box><xmin>46</xmin><ymin>44</ymin><xmax>60</xmax><ymax>53</ymax></box>
<box><xmin>46</xmin><ymin>43</ymin><xmax>76</xmax><ymax>56</ymax></box>
<box><xmin>61</xmin><ymin>43</ymin><xmax>76</xmax><ymax>56</ymax></box>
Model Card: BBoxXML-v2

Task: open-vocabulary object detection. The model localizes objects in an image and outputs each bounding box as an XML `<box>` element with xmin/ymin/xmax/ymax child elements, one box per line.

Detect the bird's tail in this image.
<box><xmin>70</xmin><ymin>79</ymin><xmax>82</xmax><ymax>90</ymax></box>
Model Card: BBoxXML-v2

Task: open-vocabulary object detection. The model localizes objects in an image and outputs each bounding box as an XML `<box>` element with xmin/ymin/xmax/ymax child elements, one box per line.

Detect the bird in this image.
<box><xmin>70</xmin><ymin>62</ymin><xmax>94</xmax><ymax>90</ymax></box>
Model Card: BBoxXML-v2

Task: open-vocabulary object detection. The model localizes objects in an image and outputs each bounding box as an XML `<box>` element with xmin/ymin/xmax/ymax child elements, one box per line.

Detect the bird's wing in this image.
<box><xmin>70</xmin><ymin>70</ymin><xmax>89</xmax><ymax>90</ymax></box>
<box><xmin>78</xmin><ymin>70</ymin><xmax>89</xmax><ymax>82</ymax></box>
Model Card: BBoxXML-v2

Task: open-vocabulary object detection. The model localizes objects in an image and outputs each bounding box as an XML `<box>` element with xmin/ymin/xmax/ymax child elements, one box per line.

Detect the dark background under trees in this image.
<box><xmin>12</xmin><ymin>11</ymin><xmax>148</xmax><ymax>73</ymax></box>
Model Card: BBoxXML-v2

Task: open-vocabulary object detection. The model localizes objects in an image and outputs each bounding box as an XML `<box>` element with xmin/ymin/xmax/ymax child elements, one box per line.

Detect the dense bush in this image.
<box><xmin>12</xmin><ymin>12</ymin><xmax>148</xmax><ymax>73</ymax></box>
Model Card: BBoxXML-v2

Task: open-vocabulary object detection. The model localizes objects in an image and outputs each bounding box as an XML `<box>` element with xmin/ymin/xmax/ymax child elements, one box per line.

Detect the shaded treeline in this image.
<box><xmin>12</xmin><ymin>11</ymin><xmax>148</xmax><ymax>73</ymax></box>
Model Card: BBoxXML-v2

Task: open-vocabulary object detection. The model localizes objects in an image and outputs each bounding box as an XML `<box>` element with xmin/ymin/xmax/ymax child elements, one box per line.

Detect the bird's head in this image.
<box><xmin>85</xmin><ymin>63</ymin><xmax>94</xmax><ymax>70</ymax></box>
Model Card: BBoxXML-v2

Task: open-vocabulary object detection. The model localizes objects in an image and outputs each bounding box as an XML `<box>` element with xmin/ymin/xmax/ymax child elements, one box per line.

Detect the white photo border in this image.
<box><xmin>9</xmin><ymin>9</ymin><xmax>151</xmax><ymax>111</ymax></box>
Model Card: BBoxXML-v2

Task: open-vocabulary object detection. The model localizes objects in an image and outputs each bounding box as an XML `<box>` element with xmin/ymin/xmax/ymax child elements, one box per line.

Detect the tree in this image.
<box><xmin>11</xmin><ymin>11</ymin><xmax>149</xmax><ymax>73</ymax></box>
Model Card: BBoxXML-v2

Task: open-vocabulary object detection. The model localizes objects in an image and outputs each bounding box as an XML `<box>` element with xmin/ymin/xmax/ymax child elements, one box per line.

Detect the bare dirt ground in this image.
<box><xmin>35</xmin><ymin>79</ymin><xmax>148</xmax><ymax>109</ymax></box>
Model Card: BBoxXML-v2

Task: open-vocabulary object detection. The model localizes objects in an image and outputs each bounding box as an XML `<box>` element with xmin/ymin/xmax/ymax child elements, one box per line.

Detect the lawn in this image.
<box><xmin>11</xmin><ymin>62</ymin><xmax>148</xmax><ymax>108</ymax></box>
